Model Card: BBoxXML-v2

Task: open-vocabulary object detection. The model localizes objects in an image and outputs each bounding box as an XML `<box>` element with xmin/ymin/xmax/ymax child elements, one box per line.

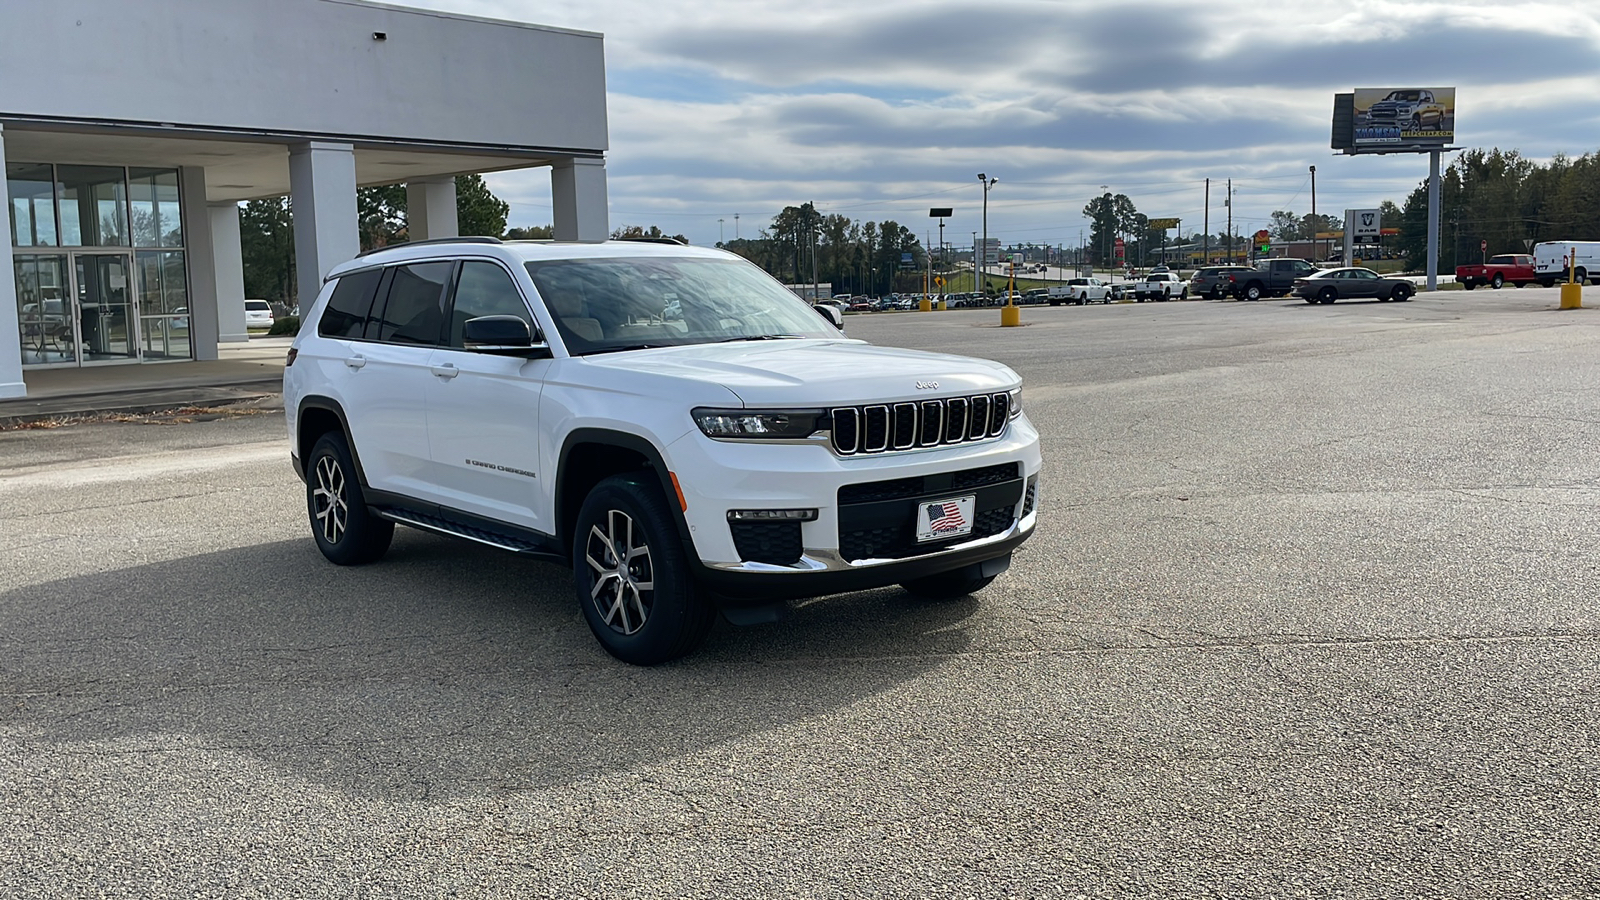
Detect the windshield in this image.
<box><xmin>525</xmin><ymin>255</ymin><xmax>837</xmax><ymax>355</ymax></box>
<box><xmin>1384</xmin><ymin>91</ymin><xmax>1423</xmax><ymax>102</ymax></box>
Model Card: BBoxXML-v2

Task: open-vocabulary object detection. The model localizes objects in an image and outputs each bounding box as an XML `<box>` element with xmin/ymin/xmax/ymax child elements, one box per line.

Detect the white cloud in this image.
<box><xmin>417</xmin><ymin>0</ymin><xmax>1600</xmax><ymax>246</ymax></box>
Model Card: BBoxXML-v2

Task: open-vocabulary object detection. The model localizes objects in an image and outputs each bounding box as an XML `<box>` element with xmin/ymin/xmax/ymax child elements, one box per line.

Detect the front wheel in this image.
<box><xmin>1391</xmin><ymin>284</ymin><xmax>1414</xmax><ymax>302</ymax></box>
<box><xmin>1492</xmin><ymin>273</ymin><xmax>1504</xmax><ymax>289</ymax></box>
<box><xmin>573</xmin><ymin>475</ymin><xmax>713</xmax><ymax>665</ymax></box>
<box><xmin>306</xmin><ymin>432</ymin><xmax>393</xmax><ymax>566</ymax></box>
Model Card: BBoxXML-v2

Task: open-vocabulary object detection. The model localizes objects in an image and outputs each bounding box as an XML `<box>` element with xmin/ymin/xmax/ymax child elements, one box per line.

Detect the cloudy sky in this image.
<box><xmin>411</xmin><ymin>0</ymin><xmax>1599</xmax><ymax>250</ymax></box>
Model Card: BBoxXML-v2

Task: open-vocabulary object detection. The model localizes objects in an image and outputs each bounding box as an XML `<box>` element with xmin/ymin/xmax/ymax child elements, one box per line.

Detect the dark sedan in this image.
<box><xmin>1188</xmin><ymin>265</ymin><xmax>1256</xmax><ymax>300</ymax></box>
<box><xmin>1292</xmin><ymin>267</ymin><xmax>1415</xmax><ymax>304</ymax></box>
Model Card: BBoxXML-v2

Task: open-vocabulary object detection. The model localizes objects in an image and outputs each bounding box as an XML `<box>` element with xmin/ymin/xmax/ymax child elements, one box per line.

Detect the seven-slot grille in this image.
<box><xmin>831</xmin><ymin>392</ymin><xmax>1009</xmax><ymax>456</ymax></box>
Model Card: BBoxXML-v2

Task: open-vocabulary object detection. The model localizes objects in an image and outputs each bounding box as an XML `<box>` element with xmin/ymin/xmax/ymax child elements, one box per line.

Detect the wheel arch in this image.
<box><xmin>556</xmin><ymin>429</ymin><xmax>691</xmax><ymax>557</ymax></box>
<box><xmin>295</xmin><ymin>396</ymin><xmax>364</xmax><ymax>486</ymax></box>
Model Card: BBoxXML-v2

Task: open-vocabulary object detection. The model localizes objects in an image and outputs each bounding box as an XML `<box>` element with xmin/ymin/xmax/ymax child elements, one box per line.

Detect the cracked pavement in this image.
<box><xmin>1</xmin><ymin>289</ymin><xmax>1598</xmax><ymax>898</ymax></box>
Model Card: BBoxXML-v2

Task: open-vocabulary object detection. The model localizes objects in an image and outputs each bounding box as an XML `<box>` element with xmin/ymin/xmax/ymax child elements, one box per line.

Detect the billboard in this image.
<box><xmin>1350</xmin><ymin>87</ymin><xmax>1455</xmax><ymax>149</ymax></box>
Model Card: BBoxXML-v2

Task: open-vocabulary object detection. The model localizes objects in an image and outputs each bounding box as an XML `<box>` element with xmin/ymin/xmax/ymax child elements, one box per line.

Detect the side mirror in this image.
<box><xmin>813</xmin><ymin>303</ymin><xmax>844</xmax><ymax>331</ymax></box>
<box><xmin>463</xmin><ymin>315</ymin><xmax>549</xmax><ymax>356</ymax></box>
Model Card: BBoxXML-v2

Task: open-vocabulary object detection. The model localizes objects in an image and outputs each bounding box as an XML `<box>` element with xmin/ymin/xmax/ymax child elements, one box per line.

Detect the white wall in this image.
<box><xmin>0</xmin><ymin>0</ymin><xmax>607</xmax><ymax>154</ymax></box>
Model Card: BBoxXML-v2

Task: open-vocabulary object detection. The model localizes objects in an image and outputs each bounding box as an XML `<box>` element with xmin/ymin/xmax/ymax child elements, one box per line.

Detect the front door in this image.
<box><xmin>13</xmin><ymin>251</ymin><xmax>138</xmax><ymax>367</ymax></box>
<box><xmin>73</xmin><ymin>252</ymin><xmax>137</xmax><ymax>363</ymax></box>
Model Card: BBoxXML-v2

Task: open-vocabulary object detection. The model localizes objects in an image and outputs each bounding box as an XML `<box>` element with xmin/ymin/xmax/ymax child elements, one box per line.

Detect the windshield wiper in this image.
<box><xmin>583</xmin><ymin>343</ymin><xmax>664</xmax><ymax>355</ymax></box>
<box><xmin>714</xmin><ymin>334</ymin><xmax>805</xmax><ymax>343</ymax></box>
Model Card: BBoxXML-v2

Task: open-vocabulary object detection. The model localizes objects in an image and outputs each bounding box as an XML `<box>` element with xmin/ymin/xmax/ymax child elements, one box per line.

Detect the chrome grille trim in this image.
<box><xmin>829</xmin><ymin>392</ymin><xmax>1011</xmax><ymax>456</ymax></box>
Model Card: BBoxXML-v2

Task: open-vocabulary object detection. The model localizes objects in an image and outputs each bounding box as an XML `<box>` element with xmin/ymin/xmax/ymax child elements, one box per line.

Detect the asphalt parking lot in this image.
<box><xmin>3</xmin><ymin>287</ymin><xmax>1598</xmax><ymax>898</ymax></box>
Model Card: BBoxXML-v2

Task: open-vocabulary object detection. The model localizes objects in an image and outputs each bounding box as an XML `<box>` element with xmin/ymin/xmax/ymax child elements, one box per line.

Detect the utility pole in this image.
<box><xmin>978</xmin><ymin>173</ymin><xmax>998</xmax><ymax>296</ymax></box>
<box><xmin>734</xmin><ymin>213</ymin><xmax>740</xmax><ymax>241</ymax></box>
<box><xmin>1203</xmin><ymin>178</ymin><xmax>1210</xmax><ymax>265</ymax></box>
<box><xmin>1226</xmin><ymin>179</ymin><xmax>1233</xmax><ymax>263</ymax></box>
<box><xmin>718</xmin><ymin>218</ymin><xmax>724</xmax><ymax>245</ymax></box>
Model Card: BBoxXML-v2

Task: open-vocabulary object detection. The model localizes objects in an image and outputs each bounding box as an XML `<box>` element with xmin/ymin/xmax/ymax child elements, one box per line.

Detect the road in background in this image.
<box><xmin>2</xmin><ymin>289</ymin><xmax>1597</xmax><ymax>897</ymax></box>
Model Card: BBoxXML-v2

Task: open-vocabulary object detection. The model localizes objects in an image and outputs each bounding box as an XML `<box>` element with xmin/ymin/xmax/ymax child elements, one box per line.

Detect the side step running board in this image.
<box><xmin>374</xmin><ymin>507</ymin><xmax>562</xmax><ymax>560</ymax></box>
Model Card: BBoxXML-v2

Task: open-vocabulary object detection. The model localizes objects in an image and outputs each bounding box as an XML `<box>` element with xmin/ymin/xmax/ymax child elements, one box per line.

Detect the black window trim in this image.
<box><xmin>439</xmin><ymin>257</ymin><xmax>543</xmax><ymax>350</ymax></box>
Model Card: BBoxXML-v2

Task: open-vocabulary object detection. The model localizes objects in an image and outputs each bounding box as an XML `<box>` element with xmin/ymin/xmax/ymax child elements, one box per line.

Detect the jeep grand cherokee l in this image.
<box><xmin>283</xmin><ymin>238</ymin><xmax>1042</xmax><ymax>664</ymax></box>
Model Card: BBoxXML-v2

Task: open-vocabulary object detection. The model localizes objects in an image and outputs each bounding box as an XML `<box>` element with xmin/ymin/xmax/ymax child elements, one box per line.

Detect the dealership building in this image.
<box><xmin>0</xmin><ymin>0</ymin><xmax>610</xmax><ymax>399</ymax></box>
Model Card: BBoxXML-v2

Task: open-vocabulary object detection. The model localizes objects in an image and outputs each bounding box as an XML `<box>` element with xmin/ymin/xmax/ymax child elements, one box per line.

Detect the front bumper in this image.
<box><xmin>664</xmin><ymin>415</ymin><xmax>1043</xmax><ymax>599</ymax></box>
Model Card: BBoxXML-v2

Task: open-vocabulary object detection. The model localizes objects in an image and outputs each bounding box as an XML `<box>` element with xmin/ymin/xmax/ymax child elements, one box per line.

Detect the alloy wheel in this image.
<box><xmin>312</xmin><ymin>456</ymin><xmax>349</xmax><ymax>544</ymax></box>
<box><xmin>585</xmin><ymin>509</ymin><xmax>655</xmax><ymax>635</ymax></box>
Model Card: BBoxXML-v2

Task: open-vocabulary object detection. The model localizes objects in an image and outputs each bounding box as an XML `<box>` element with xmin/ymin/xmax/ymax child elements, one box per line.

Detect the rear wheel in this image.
<box><xmin>1318</xmin><ymin>287</ymin><xmax>1338</xmax><ymax>305</ymax></box>
<box><xmin>573</xmin><ymin>475</ymin><xmax>713</xmax><ymax>665</ymax></box>
<box><xmin>1244</xmin><ymin>283</ymin><xmax>1263</xmax><ymax>301</ymax></box>
<box><xmin>1463</xmin><ymin>280</ymin><xmax>1477</xmax><ymax>290</ymax></box>
<box><xmin>306</xmin><ymin>432</ymin><xmax>393</xmax><ymax>566</ymax></box>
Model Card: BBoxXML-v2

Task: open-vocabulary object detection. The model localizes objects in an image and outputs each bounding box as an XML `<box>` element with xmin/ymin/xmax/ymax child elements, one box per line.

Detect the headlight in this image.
<box><xmin>1008</xmin><ymin>387</ymin><xmax>1023</xmax><ymax>419</ymax></box>
<box><xmin>692</xmin><ymin>408</ymin><xmax>825</xmax><ymax>440</ymax></box>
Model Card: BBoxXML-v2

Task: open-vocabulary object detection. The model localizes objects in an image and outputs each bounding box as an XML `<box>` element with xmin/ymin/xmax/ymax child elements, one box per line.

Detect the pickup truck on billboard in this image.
<box><xmin>1354</xmin><ymin>88</ymin><xmax>1455</xmax><ymax>147</ymax></box>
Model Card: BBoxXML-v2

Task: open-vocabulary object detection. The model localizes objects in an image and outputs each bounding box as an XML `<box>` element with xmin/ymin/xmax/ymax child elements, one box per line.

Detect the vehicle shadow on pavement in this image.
<box><xmin>0</xmin><ymin>530</ymin><xmax>978</xmax><ymax>802</ymax></box>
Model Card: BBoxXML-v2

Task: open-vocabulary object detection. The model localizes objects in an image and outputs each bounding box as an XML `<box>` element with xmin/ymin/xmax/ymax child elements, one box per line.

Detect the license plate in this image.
<box><xmin>915</xmin><ymin>494</ymin><xmax>977</xmax><ymax>543</ymax></box>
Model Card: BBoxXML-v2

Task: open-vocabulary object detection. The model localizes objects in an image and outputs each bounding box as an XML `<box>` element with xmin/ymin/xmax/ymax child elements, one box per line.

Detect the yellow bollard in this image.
<box><xmin>1561</xmin><ymin>282</ymin><xmax>1583</xmax><ymax>310</ymax></box>
<box><xmin>937</xmin><ymin>298</ymin><xmax>946</xmax><ymax>311</ymax></box>
<box><xmin>920</xmin><ymin>297</ymin><xmax>932</xmax><ymax>312</ymax></box>
<box><xmin>1000</xmin><ymin>304</ymin><xmax>1021</xmax><ymax>326</ymax></box>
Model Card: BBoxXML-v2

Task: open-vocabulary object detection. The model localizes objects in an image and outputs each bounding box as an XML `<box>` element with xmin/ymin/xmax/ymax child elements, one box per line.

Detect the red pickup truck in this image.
<box><xmin>1456</xmin><ymin>254</ymin><xmax>1537</xmax><ymax>289</ymax></box>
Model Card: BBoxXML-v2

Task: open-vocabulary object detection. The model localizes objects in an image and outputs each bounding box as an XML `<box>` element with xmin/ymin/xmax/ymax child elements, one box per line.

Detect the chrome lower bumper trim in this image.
<box><xmin>704</xmin><ymin>511</ymin><xmax>1037</xmax><ymax>574</ymax></box>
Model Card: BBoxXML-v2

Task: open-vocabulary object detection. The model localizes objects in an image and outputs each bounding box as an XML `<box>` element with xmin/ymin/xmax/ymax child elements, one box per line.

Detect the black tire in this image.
<box><xmin>572</xmin><ymin>474</ymin><xmax>713</xmax><ymax>665</ymax></box>
<box><xmin>1318</xmin><ymin>287</ymin><xmax>1338</xmax><ymax>305</ymax></box>
<box><xmin>1077</xmin><ymin>295</ymin><xmax>1087</xmax><ymax>305</ymax></box>
<box><xmin>306</xmin><ymin>432</ymin><xmax>393</xmax><ymax>566</ymax></box>
<box><xmin>1463</xmin><ymin>280</ymin><xmax>1476</xmax><ymax>290</ymax></box>
<box><xmin>1391</xmin><ymin>284</ymin><xmax>1414</xmax><ymax>302</ymax></box>
<box><xmin>1492</xmin><ymin>273</ymin><xmax>1504</xmax><ymax>289</ymax></box>
<box><xmin>1540</xmin><ymin>279</ymin><xmax>1556</xmax><ymax>288</ymax></box>
<box><xmin>1210</xmin><ymin>286</ymin><xmax>1224</xmax><ymax>300</ymax></box>
<box><xmin>1180</xmin><ymin>287</ymin><xmax>1189</xmax><ymax>300</ymax></box>
<box><xmin>1575</xmin><ymin>268</ymin><xmax>1589</xmax><ymax>284</ymax></box>
<box><xmin>1244</xmin><ymin>283</ymin><xmax>1263</xmax><ymax>301</ymax></box>
<box><xmin>901</xmin><ymin>571</ymin><xmax>996</xmax><ymax>600</ymax></box>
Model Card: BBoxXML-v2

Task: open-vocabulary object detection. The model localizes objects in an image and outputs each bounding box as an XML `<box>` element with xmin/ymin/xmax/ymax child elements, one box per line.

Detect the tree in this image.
<box><xmin>610</xmin><ymin>224</ymin><xmax>688</xmax><ymax>243</ymax></box>
<box><xmin>455</xmin><ymin>174</ymin><xmax>509</xmax><ymax>238</ymax></box>
<box><xmin>1082</xmin><ymin>192</ymin><xmax>1139</xmax><ymax>266</ymax></box>
<box><xmin>504</xmin><ymin>224</ymin><xmax>554</xmax><ymax>240</ymax></box>
<box><xmin>238</xmin><ymin>198</ymin><xmax>296</xmax><ymax>306</ymax></box>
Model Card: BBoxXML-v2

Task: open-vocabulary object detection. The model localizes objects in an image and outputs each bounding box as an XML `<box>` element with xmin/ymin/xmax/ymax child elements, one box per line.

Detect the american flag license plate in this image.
<box><xmin>915</xmin><ymin>494</ymin><xmax>977</xmax><ymax>543</ymax></box>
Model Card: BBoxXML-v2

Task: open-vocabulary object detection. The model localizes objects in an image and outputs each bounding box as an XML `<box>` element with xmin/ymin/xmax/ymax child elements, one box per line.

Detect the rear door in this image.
<box><xmin>343</xmin><ymin>260</ymin><xmax>455</xmax><ymax>503</ymax></box>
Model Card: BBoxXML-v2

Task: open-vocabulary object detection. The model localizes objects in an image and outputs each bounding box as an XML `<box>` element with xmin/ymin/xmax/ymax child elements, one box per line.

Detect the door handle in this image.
<box><xmin>430</xmin><ymin>363</ymin><xmax>459</xmax><ymax>379</ymax></box>
<box><xmin>344</xmin><ymin>355</ymin><xmax>367</xmax><ymax>370</ymax></box>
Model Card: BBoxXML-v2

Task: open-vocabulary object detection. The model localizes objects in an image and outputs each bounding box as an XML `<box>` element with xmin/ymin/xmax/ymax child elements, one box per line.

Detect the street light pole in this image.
<box><xmin>1309</xmin><ymin>165</ymin><xmax>1317</xmax><ymax>261</ymax></box>
<box><xmin>718</xmin><ymin>218</ymin><xmax>724</xmax><ymax>245</ymax></box>
<box><xmin>978</xmin><ymin>173</ymin><xmax>997</xmax><ymax>296</ymax></box>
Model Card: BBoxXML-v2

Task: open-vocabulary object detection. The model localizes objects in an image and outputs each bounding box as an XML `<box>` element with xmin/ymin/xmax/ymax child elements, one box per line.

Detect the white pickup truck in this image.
<box><xmin>1132</xmin><ymin>272</ymin><xmax>1188</xmax><ymax>302</ymax></box>
<box><xmin>1047</xmin><ymin>278</ymin><xmax>1112</xmax><ymax>305</ymax></box>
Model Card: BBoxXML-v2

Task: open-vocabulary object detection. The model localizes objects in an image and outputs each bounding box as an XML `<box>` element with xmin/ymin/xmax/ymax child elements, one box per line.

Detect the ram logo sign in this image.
<box><xmin>1347</xmin><ymin>209</ymin><xmax>1382</xmax><ymax>239</ymax></box>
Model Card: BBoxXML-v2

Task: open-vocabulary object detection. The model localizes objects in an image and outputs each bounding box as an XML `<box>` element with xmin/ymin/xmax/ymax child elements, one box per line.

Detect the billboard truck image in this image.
<box><xmin>1353</xmin><ymin>87</ymin><xmax>1455</xmax><ymax>147</ymax></box>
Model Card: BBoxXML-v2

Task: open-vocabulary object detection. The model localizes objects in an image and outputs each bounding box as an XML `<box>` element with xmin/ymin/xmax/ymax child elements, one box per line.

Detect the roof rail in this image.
<box><xmin>612</xmin><ymin>236</ymin><xmax>688</xmax><ymax>246</ymax></box>
<box><xmin>356</xmin><ymin>235</ymin><xmax>504</xmax><ymax>258</ymax></box>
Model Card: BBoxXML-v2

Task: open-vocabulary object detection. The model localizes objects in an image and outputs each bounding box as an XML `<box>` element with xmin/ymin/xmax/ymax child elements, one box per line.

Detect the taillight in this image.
<box><xmin>285</xmin><ymin>348</ymin><xmax>298</xmax><ymax>367</ymax></box>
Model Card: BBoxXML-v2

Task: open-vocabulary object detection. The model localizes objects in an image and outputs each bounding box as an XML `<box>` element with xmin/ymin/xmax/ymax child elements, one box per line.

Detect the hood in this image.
<box><xmin>577</xmin><ymin>339</ymin><xmax>1019</xmax><ymax>408</ymax></box>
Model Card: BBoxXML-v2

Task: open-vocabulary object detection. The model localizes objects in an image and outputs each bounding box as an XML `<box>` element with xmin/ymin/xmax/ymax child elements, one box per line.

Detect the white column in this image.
<box><xmin>178</xmin><ymin>166</ymin><xmax>221</xmax><ymax>360</ymax></box>
<box><xmin>0</xmin><ymin>125</ymin><xmax>27</xmax><ymax>398</ymax></box>
<box><xmin>288</xmin><ymin>141</ymin><xmax>359</xmax><ymax>314</ymax></box>
<box><xmin>210</xmin><ymin>202</ymin><xmax>248</xmax><ymax>342</ymax></box>
<box><xmin>406</xmin><ymin>177</ymin><xmax>457</xmax><ymax>242</ymax></box>
<box><xmin>551</xmin><ymin>157</ymin><xmax>609</xmax><ymax>241</ymax></box>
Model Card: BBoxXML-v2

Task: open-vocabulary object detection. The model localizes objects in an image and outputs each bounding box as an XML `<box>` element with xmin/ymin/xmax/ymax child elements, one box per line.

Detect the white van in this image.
<box><xmin>1533</xmin><ymin>241</ymin><xmax>1600</xmax><ymax>286</ymax></box>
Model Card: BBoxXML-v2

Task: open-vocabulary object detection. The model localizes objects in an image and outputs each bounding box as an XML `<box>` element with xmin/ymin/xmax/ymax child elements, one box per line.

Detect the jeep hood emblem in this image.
<box><xmin>916</xmin><ymin>381</ymin><xmax>939</xmax><ymax>390</ymax></box>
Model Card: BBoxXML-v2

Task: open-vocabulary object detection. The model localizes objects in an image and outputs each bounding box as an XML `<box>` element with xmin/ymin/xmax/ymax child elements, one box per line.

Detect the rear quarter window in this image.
<box><xmin>317</xmin><ymin>269</ymin><xmax>383</xmax><ymax>339</ymax></box>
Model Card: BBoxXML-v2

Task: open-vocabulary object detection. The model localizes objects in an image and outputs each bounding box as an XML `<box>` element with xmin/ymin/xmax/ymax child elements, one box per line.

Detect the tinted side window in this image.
<box><xmin>446</xmin><ymin>262</ymin><xmax>533</xmax><ymax>348</ymax></box>
<box><xmin>372</xmin><ymin>261</ymin><xmax>453</xmax><ymax>345</ymax></box>
<box><xmin>317</xmin><ymin>268</ymin><xmax>382</xmax><ymax>338</ymax></box>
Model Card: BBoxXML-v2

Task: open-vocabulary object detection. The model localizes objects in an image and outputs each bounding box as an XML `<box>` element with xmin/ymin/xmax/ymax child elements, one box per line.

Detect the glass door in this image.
<box><xmin>13</xmin><ymin>254</ymin><xmax>75</xmax><ymax>365</ymax></box>
<box><xmin>73</xmin><ymin>252</ymin><xmax>138</xmax><ymax>363</ymax></box>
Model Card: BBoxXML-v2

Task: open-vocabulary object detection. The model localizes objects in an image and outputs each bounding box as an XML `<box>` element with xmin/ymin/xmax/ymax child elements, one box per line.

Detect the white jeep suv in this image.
<box><xmin>283</xmin><ymin>237</ymin><xmax>1042</xmax><ymax>664</ymax></box>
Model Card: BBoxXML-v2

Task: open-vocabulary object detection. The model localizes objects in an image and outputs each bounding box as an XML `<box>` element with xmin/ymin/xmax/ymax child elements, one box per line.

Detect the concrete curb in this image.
<box><xmin>0</xmin><ymin>381</ymin><xmax>282</xmax><ymax>427</ymax></box>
